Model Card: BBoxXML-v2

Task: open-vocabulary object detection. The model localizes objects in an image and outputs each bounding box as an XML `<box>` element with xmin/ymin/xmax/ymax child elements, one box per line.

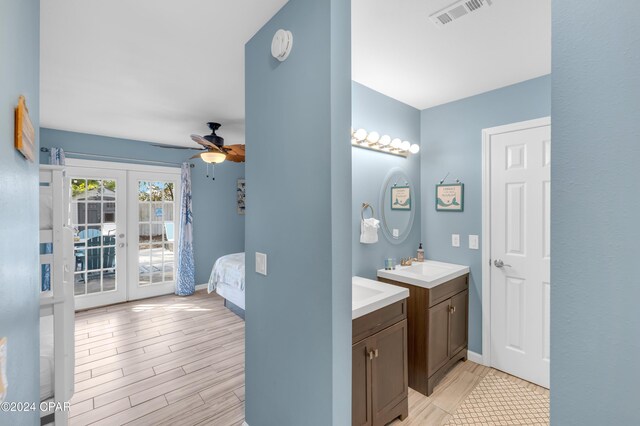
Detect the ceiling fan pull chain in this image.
<box><xmin>206</xmin><ymin>163</ymin><xmax>209</xmax><ymax>178</ymax></box>
<box><xmin>212</xmin><ymin>164</ymin><xmax>215</xmax><ymax>181</ymax></box>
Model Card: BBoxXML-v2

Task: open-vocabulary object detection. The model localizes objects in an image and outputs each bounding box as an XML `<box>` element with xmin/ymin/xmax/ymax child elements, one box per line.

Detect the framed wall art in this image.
<box><xmin>237</xmin><ymin>179</ymin><xmax>246</xmax><ymax>215</ymax></box>
<box><xmin>391</xmin><ymin>186</ymin><xmax>411</xmax><ymax>210</ymax></box>
<box><xmin>14</xmin><ymin>95</ymin><xmax>35</xmax><ymax>162</ymax></box>
<box><xmin>436</xmin><ymin>183</ymin><xmax>464</xmax><ymax>212</ymax></box>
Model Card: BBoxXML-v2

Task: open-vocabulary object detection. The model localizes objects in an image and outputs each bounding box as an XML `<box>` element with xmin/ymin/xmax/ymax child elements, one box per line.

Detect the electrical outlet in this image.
<box><xmin>452</xmin><ymin>234</ymin><xmax>460</xmax><ymax>248</ymax></box>
<box><xmin>469</xmin><ymin>235</ymin><xmax>479</xmax><ymax>250</ymax></box>
<box><xmin>256</xmin><ymin>252</ymin><xmax>267</xmax><ymax>276</ymax></box>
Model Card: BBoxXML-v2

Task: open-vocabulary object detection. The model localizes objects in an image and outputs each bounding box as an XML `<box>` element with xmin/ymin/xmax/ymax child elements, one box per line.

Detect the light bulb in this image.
<box><xmin>401</xmin><ymin>141</ymin><xmax>411</xmax><ymax>151</ymax></box>
<box><xmin>379</xmin><ymin>135</ymin><xmax>391</xmax><ymax>146</ymax></box>
<box><xmin>366</xmin><ymin>131</ymin><xmax>380</xmax><ymax>144</ymax></box>
<box><xmin>354</xmin><ymin>128</ymin><xmax>367</xmax><ymax>141</ymax></box>
<box><xmin>409</xmin><ymin>144</ymin><xmax>420</xmax><ymax>154</ymax></box>
<box><xmin>391</xmin><ymin>138</ymin><xmax>402</xmax><ymax>149</ymax></box>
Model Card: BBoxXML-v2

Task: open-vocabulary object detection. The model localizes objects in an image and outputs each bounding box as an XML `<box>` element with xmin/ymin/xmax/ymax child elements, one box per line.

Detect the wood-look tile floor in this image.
<box><xmin>70</xmin><ymin>289</ymin><xmax>245</xmax><ymax>426</ymax></box>
<box><xmin>70</xmin><ymin>289</ymin><xmax>548</xmax><ymax>426</ymax></box>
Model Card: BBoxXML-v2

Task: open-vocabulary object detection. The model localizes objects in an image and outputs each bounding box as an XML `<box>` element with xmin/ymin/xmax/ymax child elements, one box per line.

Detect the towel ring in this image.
<box><xmin>361</xmin><ymin>203</ymin><xmax>375</xmax><ymax>220</ymax></box>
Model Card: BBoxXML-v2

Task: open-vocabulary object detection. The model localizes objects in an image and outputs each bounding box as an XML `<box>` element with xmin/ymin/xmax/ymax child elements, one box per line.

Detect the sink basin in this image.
<box><xmin>353</xmin><ymin>283</ymin><xmax>384</xmax><ymax>302</ymax></box>
<box><xmin>352</xmin><ymin>276</ymin><xmax>409</xmax><ymax>319</ymax></box>
<box><xmin>377</xmin><ymin>260</ymin><xmax>469</xmax><ymax>289</ymax></box>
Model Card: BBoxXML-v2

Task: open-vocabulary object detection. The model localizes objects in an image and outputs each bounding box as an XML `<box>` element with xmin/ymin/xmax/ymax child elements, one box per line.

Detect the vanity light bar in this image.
<box><xmin>351</xmin><ymin>128</ymin><xmax>420</xmax><ymax>157</ymax></box>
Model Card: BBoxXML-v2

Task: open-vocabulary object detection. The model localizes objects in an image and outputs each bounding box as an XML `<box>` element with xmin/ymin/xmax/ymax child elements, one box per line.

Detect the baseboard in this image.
<box><xmin>243</xmin><ymin>422</ymin><xmax>249</xmax><ymax>426</ymax></box>
<box><xmin>195</xmin><ymin>283</ymin><xmax>208</xmax><ymax>291</ymax></box>
<box><xmin>467</xmin><ymin>350</ymin><xmax>484</xmax><ymax>365</ymax></box>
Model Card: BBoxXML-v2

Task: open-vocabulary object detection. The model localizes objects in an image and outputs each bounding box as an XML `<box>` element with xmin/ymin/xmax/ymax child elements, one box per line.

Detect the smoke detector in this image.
<box><xmin>429</xmin><ymin>0</ymin><xmax>493</xmax><ymax>27</ymax></box>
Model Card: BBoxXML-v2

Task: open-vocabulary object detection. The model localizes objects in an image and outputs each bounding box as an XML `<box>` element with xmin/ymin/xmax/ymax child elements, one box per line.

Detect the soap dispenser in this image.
<box><xmin>417</xmin><ymin>243</ymin><xmax>424</xmax><ymax>262</ymax></box>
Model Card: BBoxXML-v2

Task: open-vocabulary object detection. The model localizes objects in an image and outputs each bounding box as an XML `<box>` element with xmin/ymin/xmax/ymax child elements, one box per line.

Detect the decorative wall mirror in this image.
<box><xmin>379</xmin><ymin>168</ymin><xmax>415</xmax><ymax>244</ymax></box>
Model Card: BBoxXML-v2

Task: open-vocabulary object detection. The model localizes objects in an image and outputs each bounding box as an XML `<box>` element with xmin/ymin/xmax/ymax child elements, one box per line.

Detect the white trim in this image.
<box><xmin>65</xmin><ymin>158</ymin><xmax>180</xmax><ymax>174</ymax></box>
<box><xmin>196</xmin><ymin>283</ymin><xmax>208</xmax><ymax>291</ymax></box>
<box><xmin>467</xmin><ymin>350</ymin><xmax>484</xmax><ymax>365</ymax></box>
<box><xmin>481</xmin><ymin>117</ymin><xmax>551</xmax><ymax>367</ymax></box>
<box><xmin>243</xmin><ymin>422</ymin><xmax>249</xmax><ymax>426</ymax></box>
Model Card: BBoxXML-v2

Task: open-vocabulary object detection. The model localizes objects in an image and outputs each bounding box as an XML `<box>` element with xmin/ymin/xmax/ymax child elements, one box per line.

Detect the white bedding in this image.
<box><xmin>208</xmin><ymin>253</ymin><xmax>245</xmax><ymax>293</ymax></box>
<box><xmin>40</xmin><ymin>315</ymin><xmax>54</xmax><ymax>401</ymax></box>
<box><xmin>216</xmin><ymin>282</ymin><xmax>245</xmax><ymax>310</ymax></box>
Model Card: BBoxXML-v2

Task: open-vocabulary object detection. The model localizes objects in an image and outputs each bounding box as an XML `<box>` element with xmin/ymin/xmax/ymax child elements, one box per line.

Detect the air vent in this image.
<box><xmin>429</xmin><ymin>0</ymin><xmax>493</xmax><ymax>27</ymax></box>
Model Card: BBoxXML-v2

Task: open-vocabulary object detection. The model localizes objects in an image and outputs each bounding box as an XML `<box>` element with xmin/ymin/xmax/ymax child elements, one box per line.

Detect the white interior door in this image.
<box><xmin>489</xmin><ymin>119</ymin><xmax>551</xmax><ymax>388</ymax></box>
<box><xmin>69</xmin><ymin>169</ymin><xmax>127</xmax><ymax>310</ymax></box>
<box><xmin>127</xmin><ymin>171</ymin><xmax>180</xmax><ymax>301</ymax></box>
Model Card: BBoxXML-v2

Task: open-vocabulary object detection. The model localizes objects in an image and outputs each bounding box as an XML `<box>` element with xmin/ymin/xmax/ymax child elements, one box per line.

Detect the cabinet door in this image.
<box><xmin>449</xmin><ymin>290</ymin><xmax>468</xmax><ymax>356</ymax></box>
<box><xmin>371</xmin><ymin>319</ymin><xmax>408</xmax><ymax>425</ymax></box>
<box><xmin>427</xmin><ymin>299</ymin><xmax>451</xmax><ymax>377</ymax></box>
<box><xmin>353</xmin><ymin>338</ymin><xmax>373</xmax><ymax>426</ymax></box>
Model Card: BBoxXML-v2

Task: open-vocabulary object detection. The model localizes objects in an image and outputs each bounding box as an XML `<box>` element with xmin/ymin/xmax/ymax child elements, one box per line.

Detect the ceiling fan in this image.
<box><xmin>153</xmin><ymin>122</ymin><xmax>245</xmax><ymax>164</ymax></box>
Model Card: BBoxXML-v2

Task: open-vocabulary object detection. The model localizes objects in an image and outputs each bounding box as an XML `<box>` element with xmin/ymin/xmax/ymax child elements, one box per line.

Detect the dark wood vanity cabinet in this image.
<box><xmin>379</xmin><ymin>274</ymin><xmax>469</xmax><ymax>396</ymax></box>
<box><xmin>352</xmin><ymin>300</ymin><xmax>408</xmax><ymax>426</ymax></box>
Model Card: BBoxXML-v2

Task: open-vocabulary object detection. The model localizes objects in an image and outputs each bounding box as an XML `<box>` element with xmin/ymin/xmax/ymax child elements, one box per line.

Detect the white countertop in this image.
<box><xmin>377</xmin><ymin>260</ymin><xmax>469</xmax><ymax>289</ymax></box>
<box><xmin>352</xmin><ymin>276</ymin><xmax>409</xmax><ymax>320</ymax></box>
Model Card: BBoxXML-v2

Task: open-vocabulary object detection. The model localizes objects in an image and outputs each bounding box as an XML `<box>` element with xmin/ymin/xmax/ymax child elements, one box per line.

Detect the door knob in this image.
<box><xmin>494</xmin><ymin>259</ymin><xmax>512</xmax><ymax>268</ymax></box>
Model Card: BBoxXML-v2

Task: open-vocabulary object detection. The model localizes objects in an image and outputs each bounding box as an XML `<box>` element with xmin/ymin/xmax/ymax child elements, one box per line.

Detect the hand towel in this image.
<box><xmin>360</xmin><ymin>217</ymin><xmax>380</xmax><ymax>244</ymax></box>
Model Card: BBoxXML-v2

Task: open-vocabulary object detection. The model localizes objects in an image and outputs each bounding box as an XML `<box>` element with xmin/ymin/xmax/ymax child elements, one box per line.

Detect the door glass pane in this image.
<box><xmin>137</xmin><ymin>179</ymin><xmax>177</xmax><ymax>287</ymax></box>
<box><xmin>103</xmin><ymin>270</ymin><xmax>116</xmax><ymax>292</ymax></box>
<box><xmin>163</xmin><ymin>182</ymin><xmax>174</xmax><ymax>201</ymax></box>
<box><xmin>70</xmin><ymin>175</ymin><xmax>120</xmax><ymax>300</ymax></box>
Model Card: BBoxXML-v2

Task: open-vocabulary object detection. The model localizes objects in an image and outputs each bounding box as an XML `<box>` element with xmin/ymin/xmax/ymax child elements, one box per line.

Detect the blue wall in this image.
<box><xmin>244</xmin><ymin>0</ymin><xmax>351</xmax><ymax>424</ymax></box>
<box><xmin>40</xmin><ymin>128</ymin><xmax>245</xmax><ymax>286</ymax></box>
<box><xmin>352</xmin><ymin>82</ymin><xmax>421</xmax><ymax>279</ymax></box>
<box><xmin>551</xmin><ymin>2</ymin><xmax>640</xmax><ymax>424</ymax></box>
<box><xmin>420</xmin><ymin>75</ymin><xmax>551</xmax><ymax>354</ymax></box>
<box><xmin>0</xmin><ymin>0</ymin><xmax>41</xmax><ymax>424</ymax></box>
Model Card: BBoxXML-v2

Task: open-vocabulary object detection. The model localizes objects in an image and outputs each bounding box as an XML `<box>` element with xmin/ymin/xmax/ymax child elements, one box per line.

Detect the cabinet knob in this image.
<box><xmin>374</xmin><ymin>349</ymin><xmax>379</xmax><ymax>358</ymax></box>
<box><xmin>449</xmin><ymin>306</ymin><xmax>456</xmax><ymax>314</ymax></box>
<box><xmin>368</xmin><ymin>350</ymin><xmax>374</xmax><ymax>360</ymax></box>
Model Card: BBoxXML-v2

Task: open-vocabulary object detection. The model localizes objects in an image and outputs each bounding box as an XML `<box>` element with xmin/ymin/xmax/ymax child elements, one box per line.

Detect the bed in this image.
<box><xmin>208</xmin><ymin>253</ymin><xmax>245</xmax><ymax>318</ymax></box>
<box><xmin>39</xmin><ymin>166</ymin><xmax>75</xmax><ymax>425</ymax></box>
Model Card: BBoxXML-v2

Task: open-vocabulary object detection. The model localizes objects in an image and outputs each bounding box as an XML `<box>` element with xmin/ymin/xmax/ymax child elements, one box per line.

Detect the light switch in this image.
<box><xmin>392</xmin><ymin>229</ymin><xmax>399</xmax><ymax>238</ymax></box>
<box><xmin>256</xmin><ymin>252</ymin><xmax>267</xmax><ymax>276</ymax></box>
<box><xmin>469</xmin><ymin>235</ymin><xmax>479</xmax><ymax>250</ymax></box>
<box><xmin>452</xmin><ymin>234</ymin><xmax>460</xmax><ymax>248</ymax></box>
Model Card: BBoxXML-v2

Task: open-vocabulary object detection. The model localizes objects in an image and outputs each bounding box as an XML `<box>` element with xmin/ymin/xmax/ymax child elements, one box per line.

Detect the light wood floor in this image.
<box><xmin>70</xmin><ymin>289</ymin><xmax>245</xmax><ymax>426</ymax></box>
<box><xmin>70</xmin><ymin>290</ymin><xmax>548</xmax><ymax>426</ymax></box>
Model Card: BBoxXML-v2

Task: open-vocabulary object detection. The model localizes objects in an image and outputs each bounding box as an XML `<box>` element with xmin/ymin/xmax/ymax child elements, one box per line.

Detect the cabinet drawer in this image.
<box><xmin>428</xmin><ymin>274</ymin><xmax>468</xmax><ymax>307</ymax></box>
<box><xmin>353</xmin><ymin>300</ymin><xmax>407</xmax><ymax>344</ymax></box>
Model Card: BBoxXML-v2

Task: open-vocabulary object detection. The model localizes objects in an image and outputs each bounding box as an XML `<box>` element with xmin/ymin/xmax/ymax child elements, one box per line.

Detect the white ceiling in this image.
<box><xmin>41</xmin><ymin>0</ymin><xmax>551</xmax><ymax>146</ymax></box>
<box><xmin>352</xmin><ymin>0</ymin><xmax>551</xmax><ymax>110</ymax></box>
<box><xmin>40</xmin><ymin>0</ymin><xmax>288</xmax><ymax>146</ymax></box>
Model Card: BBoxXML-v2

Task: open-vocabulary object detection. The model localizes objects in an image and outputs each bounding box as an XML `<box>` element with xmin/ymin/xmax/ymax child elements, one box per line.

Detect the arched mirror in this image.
<box><xmin>379</xmin><ymin>168</ymin><xmax>415</xmax><ymax>245</ymax></box>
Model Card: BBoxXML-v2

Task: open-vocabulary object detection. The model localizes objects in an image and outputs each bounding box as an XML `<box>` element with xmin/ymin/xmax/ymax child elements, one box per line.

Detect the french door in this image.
<box><xmin>68</xmin><ymin>161</ymin><xmax>180</xmax><ymax>310</ymax></box>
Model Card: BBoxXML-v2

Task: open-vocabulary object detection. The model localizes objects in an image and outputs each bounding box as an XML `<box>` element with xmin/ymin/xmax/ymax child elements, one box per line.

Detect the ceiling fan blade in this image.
<box><xmin>190</xmin><ymin>134</ymin><xmax>220</xmax><ymax>150</ymax></box>
<box><xmin>190</xmin><ymin>152</ymin><xmax>204</xmax><ymax>160</ymax></box>
<box><xmin>152</xmin><ymin>144</ymin><xmax>204</xmax><ymax>151</ymax></box>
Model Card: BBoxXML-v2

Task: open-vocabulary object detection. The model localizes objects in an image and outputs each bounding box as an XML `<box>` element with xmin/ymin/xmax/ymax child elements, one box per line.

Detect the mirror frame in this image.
<box><xmin>379</xmin><ymin>167</ymin><xmax>415</xmax><ymax>245</ymax></box>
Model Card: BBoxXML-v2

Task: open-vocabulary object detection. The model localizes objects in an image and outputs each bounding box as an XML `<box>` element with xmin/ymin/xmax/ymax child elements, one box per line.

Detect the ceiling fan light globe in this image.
<box><xmin>200</xmin><ymin>151</ymin><xmax>227</xmax><ymax>164</ymax></box>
